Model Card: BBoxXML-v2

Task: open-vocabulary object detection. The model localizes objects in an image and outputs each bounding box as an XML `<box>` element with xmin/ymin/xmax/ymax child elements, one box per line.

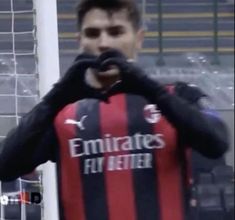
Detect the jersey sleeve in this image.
<box><xmin>0</xmin><ymin>102</ymin><xmax>59</xmax><ymax>181</ymax></box>
<box><xmin>174</xmin><ymin>82</ymin><xmax>229</xmax><ymax>158</ymax></box>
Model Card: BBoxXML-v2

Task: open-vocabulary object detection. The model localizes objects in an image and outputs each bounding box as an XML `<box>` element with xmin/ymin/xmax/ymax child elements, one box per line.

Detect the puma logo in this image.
<box><xmin>65</xmin><ymin>115</ymin><xmax>88</xmax><ymax>130</ymax></box>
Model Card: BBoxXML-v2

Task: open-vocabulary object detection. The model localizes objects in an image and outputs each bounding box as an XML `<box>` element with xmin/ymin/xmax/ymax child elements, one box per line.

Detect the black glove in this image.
<box><xmin>175</xmin><ymin>82</ymin><xmax>207</xmax><ymax>104</ymax></box>
<box><xmin>43</xmin><ymin>53</ymin><xmax>107</xmax><ymax>111</ymax></box>
<box><xmin>98</xmin><ymin>49</ymin><xmax>167</xmax><ymax>102</ymax></box>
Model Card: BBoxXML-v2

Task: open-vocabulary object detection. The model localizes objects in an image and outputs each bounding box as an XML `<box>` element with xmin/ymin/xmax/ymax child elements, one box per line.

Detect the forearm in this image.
<box><xmin>0</xmin><ymin>101</ymin><xmax>57</xmax><ymax>181</ymax></box>
<box><xmin>153</xmin><ymin>92</ymin><xmax>229</xmax><ymax>158</ymax></box>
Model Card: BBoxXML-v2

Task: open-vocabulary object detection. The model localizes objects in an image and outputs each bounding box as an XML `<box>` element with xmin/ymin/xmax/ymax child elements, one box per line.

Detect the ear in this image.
<box><xmin>77</xmin><ymin>32</ymin><xmax>84</xmax><ymax>53</ymax></box>
<box><xmin>76</xmin><ymin>32</ymin><xmax>81</xmax><ymax>42</ymax></box>
<box><xmin>136</xmin><ymin>28</ymin><xmax>145</xmax><ymax>50</ymax></box>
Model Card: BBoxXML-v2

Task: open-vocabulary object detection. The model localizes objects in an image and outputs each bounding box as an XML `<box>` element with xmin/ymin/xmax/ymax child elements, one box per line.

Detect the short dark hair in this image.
<box><xmin>76</xmin><ymin>0</ymin><xmax>141</xmax><ymax>30</ymax></box>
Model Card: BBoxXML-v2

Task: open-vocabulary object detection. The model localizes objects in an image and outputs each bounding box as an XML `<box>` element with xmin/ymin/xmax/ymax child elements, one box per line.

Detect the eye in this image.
<box><xmin>108</xmin><ymin>26</ymin><xmax>125</xmax><ymax>37</ymax></box>
<box><xmin>84</xmin><ymin>28</ymin><xmax>100</xmax><ymax>39</ymax></box>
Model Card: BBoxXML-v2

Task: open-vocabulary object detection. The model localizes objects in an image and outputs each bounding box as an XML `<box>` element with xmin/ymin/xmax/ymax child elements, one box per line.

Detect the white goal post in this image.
<box><xmin>34</xmin><ymin>0</ymin><xmax>60</xmax><ymax>219</ymax></box>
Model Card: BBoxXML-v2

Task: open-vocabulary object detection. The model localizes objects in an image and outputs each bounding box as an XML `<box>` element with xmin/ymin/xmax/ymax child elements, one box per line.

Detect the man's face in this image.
<box><xmin>78</xmin><ymin>8</ymin><xmax>144</xmax><ymax>59</ymax></box>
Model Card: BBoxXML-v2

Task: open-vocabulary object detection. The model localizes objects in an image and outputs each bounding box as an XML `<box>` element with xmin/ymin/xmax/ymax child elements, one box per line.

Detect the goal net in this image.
<box><xmin>0</xmin><ymin>0</ymin><xmax>59</xmax><ymax>219</ymax></box>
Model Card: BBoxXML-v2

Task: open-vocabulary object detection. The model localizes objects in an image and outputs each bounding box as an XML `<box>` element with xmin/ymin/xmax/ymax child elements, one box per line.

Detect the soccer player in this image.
<box><xmin>0</xmin><ymin>0</ymin><xmax>229</xmax><ymax>219</ymax></box>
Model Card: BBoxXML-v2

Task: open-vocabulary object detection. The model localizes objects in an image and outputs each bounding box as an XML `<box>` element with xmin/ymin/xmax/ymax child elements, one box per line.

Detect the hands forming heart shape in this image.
<box><xmin>44</xmin><ymin>49</ymin><xmax>158</xmax><ymax>109</ymax></box>
<box><xmin>60</xmin><ymin>49</ymin><xmax>140</xmax><ymax>100</ymax></box>
<box><xmin>74</xmin><ymin>49</ymin><xmax>127</xmax><ymax>90</ymax></box>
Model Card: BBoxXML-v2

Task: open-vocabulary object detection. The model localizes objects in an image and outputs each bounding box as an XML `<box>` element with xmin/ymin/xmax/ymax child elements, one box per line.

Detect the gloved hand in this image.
<box><xmin>98</xmin><ymin>49</ymin><xmax>167</xmax><ymax>102</ymax></box>
<box><xmin>43</xmin><ymin>53</ymin><xmax>107</xmax><ymax>111</ymax></box>
<box><xmin>175</xmin><ymin>82</ymin><xmax>207</xmax><ymax>104</ymax></box>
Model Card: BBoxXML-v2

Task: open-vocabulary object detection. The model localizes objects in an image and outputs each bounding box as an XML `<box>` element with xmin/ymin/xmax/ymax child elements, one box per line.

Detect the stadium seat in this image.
<box><xmin>196</xmin><ymin>184</ymin><xmax>224</xmax><ymax>220</ymax></box>
<box><xmin>212</xmin><ymin>165</ymin><xmax>234</xmax><ymax>184</ymax></box>
<box><xmin>222</xmin><ymin>184</ymin><xmax>234</xmax><ymax>220</ymax></box>
<box><xmin>4</xmin><ymin>204</ymin><xmax>21</xmax><ymax>219</ymax></box>
<box><xmin>198</xmin><ymin>173</ymin><xmax>213</xmax><ymax>184</ymax></box>
<box><xmin>3</xmin><ymin>204</ymin><xmax>41</xmax><ymax>220</ymax></box>
<box><xmin>26</xmin><ymin>204</ymin><xmax>41</xmax><ymax>220</ymax></box>
<box><xmin>1</xmin><ymin>180</ymin><xmax>19</xmax><ymax>193</ymax></box>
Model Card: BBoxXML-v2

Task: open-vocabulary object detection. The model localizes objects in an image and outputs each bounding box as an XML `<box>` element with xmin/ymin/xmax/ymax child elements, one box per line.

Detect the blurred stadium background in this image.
<box><xmin>0</xmin><ymin>0</ymin><xmax>234</xmax><ymax>219</ymax></box>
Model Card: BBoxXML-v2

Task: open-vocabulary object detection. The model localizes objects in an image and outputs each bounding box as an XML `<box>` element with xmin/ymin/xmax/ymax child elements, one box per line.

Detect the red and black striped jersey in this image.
<box><xmin>54</xmin><ymin>93</ymin><xmax>191</xmax><ymax>220</ymax></box>
<box><xmin>0</xmin><ymin>82</ymin><xmax>228</xmax><ymax>219</ymax></box>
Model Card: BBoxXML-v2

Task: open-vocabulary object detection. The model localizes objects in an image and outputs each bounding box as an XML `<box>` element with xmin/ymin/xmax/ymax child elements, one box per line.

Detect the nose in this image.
<box><xmin>98</xmin><ymin>32</ymin><xmax>113</xmax><ymax>53</ymax></box>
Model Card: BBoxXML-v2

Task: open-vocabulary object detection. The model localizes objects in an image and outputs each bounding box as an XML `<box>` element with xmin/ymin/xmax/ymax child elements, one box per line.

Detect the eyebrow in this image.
<box><xmin>107</xmin><ymin>25</ymin><xmax>125</xmax><ymax>31</ymax></box>
<box><xmin>82</xmin><ymin>25</ymin><xmax>125</xmax><ymax>32</ymax></box>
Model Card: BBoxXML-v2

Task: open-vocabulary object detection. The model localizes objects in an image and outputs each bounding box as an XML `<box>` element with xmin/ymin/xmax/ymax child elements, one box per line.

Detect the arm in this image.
<box><xmin>143</xmin><ymin>82</ymin><xmax>229</xmax><ymax>158</ymax></box>
<box><xmin>143</xmin><ymin>81</ymin><xmax>229</xmax><ymax>159</ymax></box>
<box><xmin>99</xmin><ymin>50</ymin><xmax>229</xmax><ymax>159</ymax></box>
<box><xmin>158</xmin><ymin>82</ymin><xmax>229</xmax><ymax>158</ymax></box>
<box><xmin>143</xmin><ymin>82</ymin><xmax>228</xmax><ymax>159</ymax></box>
<box><xmin>0</xmin><ymin>53</ymin><xmax>106</xmax><ymax>181</ymax></box>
